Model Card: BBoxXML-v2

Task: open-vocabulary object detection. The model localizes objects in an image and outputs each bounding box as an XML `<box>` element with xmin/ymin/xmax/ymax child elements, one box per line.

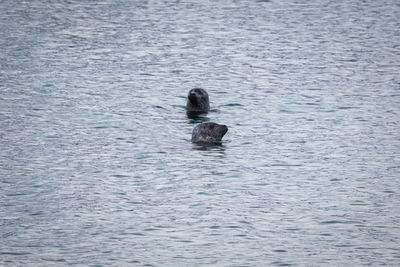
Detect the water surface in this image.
<box><xmin>1</xmin><ymin>0</ymin><xmax>400</xmax><ymax>265</ymax></box>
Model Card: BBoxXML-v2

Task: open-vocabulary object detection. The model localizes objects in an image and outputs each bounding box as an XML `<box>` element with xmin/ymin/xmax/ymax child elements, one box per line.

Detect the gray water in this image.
<box><xmin>1</xmin><ymin>0</ymin><xmax>400</xmax><ymax>266</ymax></box>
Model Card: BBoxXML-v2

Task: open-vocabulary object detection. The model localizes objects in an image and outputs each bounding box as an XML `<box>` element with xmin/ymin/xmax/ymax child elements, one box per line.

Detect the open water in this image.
<box><xmin>1</xmin><ymin>0</ymin><xmax>400</xmax><ymax>266</ymax></box>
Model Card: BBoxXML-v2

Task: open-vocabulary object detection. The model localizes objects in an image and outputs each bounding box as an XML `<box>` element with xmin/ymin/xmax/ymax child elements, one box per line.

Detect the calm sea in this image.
<box><xmin>1</xmin><ymin>0</ymin><xmax>399</xmax><ymax>265</ymax></box>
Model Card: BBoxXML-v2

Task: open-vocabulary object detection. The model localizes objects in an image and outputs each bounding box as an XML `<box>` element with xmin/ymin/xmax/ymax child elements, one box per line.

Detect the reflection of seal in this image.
<box><xmin>191</xmin><ymin>122</ymin><xmax>228</xmax><ymax>144</ymax></box>
<box><xmin>186</xmin><ymin>88</ymin><xmax>210</xmax><ymax>113</ymax></box>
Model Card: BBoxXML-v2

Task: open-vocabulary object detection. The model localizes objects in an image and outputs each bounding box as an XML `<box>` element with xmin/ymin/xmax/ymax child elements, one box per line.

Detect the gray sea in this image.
<box><xmin>1</xmin><ymin>0</ymin><xmax>399</xmax><ymax>266</ymax></box>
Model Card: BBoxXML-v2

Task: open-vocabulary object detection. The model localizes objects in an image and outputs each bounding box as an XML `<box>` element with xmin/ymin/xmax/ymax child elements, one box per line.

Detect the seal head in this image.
<box><xmin>186</xmin><ymin>88</ymin><xmax>210</xmax><ymax>114</ymax></box>
<box><xmin>191</xmin><ymin>122</ymin><xmax>228</xmax><ymax>144</ymax></box>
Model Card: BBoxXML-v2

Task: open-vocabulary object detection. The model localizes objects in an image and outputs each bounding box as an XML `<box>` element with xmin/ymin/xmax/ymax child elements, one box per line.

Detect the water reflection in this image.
<box><xmin>186</xmin><ymin>111</ymin><xmax>210</xmax><ymax>121</ymax></box>
<box><xmin>186</xmin><ymin>109</ymin><xmax>220</xmax><ymax>122</ymax></box>
<box><xmin>192</xmin><ymin>142</ymin><xmax>227</xmax><ymax>157</ymax></box>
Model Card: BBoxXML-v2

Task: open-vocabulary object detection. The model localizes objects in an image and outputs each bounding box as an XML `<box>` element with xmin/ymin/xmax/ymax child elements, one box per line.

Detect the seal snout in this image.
<box><xmin>220</xmin><ymin>124</ymin><xmax>228</xmax><ymax>136</ymax></box>
<box><xmin>188</xmin><ymin>92</ymin><xmax>198</xmax><ymax>104</ymax></box>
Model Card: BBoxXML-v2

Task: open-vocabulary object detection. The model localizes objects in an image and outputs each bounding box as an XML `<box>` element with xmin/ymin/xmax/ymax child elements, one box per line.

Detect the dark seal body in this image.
<box><xmin>191</xmin><ymin>122</ymin><xmax>228</xmax><ymax>144</ymax></box>
<box><xmin>186</xmin><ymin>88</ymin><xmax>210</xmax><ymax>114</ymax></box>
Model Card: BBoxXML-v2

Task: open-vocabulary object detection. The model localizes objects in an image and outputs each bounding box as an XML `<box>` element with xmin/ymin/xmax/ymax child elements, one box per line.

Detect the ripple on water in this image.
<box><xmin>1</xmin><ymin>0</ymin><xmax>400</xmax><ymax>266</ymax></box>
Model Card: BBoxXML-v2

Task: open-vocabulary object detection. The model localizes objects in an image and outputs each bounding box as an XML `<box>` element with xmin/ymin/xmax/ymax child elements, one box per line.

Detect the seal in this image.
<box><xmin>186</xmin><ymin>88</ymin><xmax>210</xmax><ymax>114</ymax></box>
<box><xmin>191</xmin><ymin>122</ymin><xmax>228</xmax><ymax>144</ymax></box>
